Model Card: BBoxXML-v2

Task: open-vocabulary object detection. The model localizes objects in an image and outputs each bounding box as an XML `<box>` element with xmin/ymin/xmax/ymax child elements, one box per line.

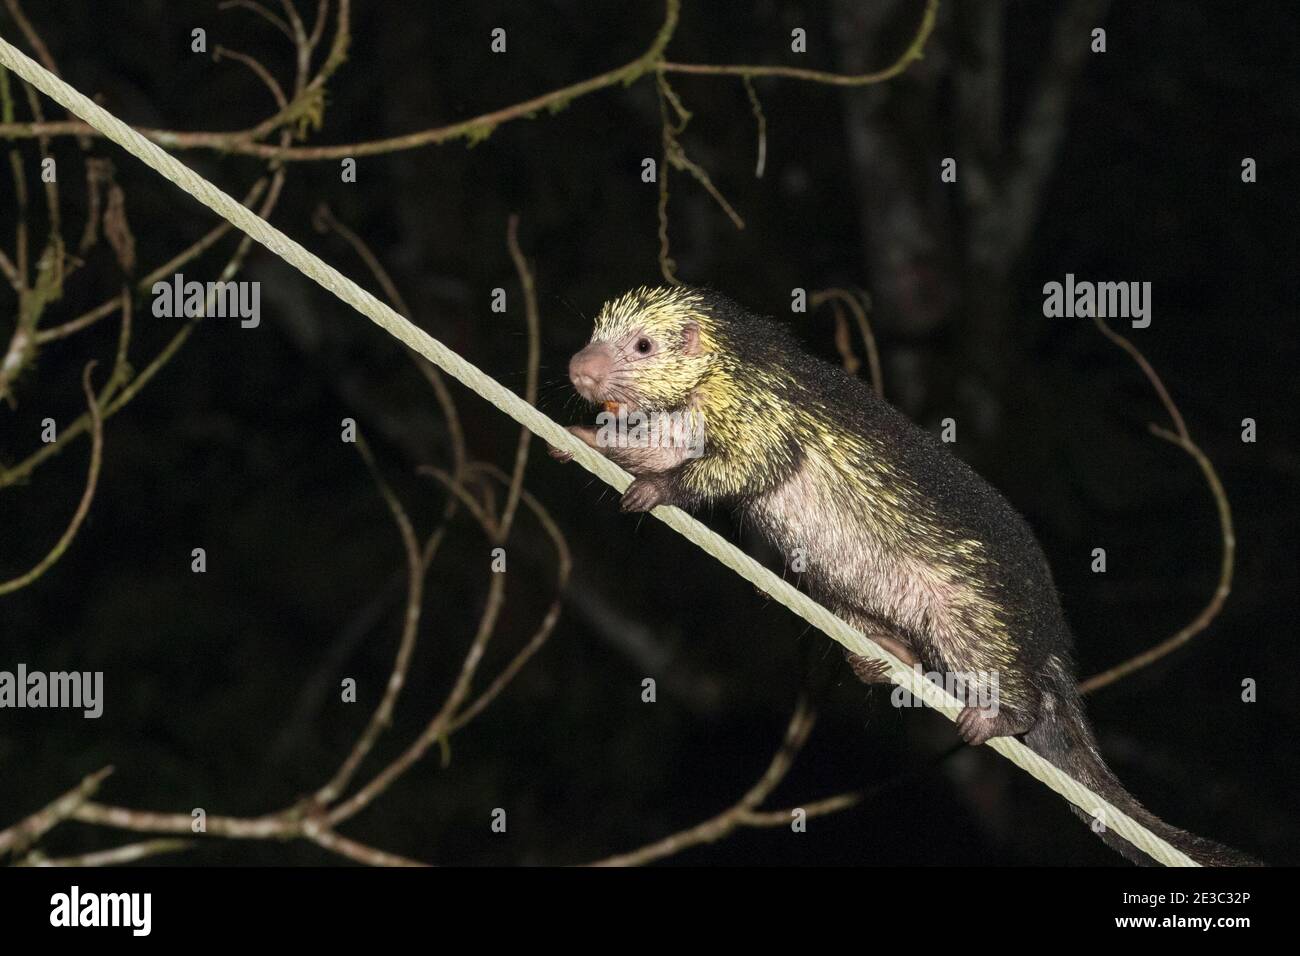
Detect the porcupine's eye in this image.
<box><xmin>634</xmin><ymin>337</ymin><xmax>653</xmax><ymax>355</ymax></box>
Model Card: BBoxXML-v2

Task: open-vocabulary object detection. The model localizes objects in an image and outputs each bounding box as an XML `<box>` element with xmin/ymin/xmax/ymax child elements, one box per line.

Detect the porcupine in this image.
<box><xmin>549</xmin><ymin>285</ymin><xmax>1256</xmax><ymax>866</ymax></box>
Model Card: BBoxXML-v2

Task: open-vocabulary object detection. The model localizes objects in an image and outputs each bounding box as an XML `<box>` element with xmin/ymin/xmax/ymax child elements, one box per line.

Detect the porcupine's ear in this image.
<box><xmin>682</xmin><ymin>322</ymin><xmax>702</xmax><ymax>356</ymax></box>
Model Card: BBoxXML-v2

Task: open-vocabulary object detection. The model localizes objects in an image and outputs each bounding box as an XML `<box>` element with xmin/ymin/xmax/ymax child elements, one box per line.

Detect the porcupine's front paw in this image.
<box><xmin>548</xmin><ymin>425</ymin><xmax>597</xmax><ymax>464</ymax></box>
<box><xmin>844</xmin><ymin>652</ymin><xmax>891</xmax><ymax>685</ymax></box>
<box><xmin>620</xmin><ymin>476</ymin><xmax>669</xmax><ymax>513</ymax></box>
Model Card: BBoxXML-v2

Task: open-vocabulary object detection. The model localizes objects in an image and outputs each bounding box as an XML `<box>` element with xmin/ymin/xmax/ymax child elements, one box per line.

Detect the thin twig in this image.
<box><xmin>311</xmin><ymin>202</ymin><xmax>467</xmax><ymax>479</ymax></box>
<box><xmin>313</xmin><ymin>433</ymin><xmax>426</xmax><ymax>804</ymax></box>
<box><xmin>1091</xmin><ymin>314</ymin><xmax>1187</xmax><ymax>440</ymax></box>
<box><xmin>3</xmin><ymin>0</ymin><xmax>60</xmax><ymax>76</ymax></box>
<box><xmin>742</xmin><ymin>76</ymin><xmax>766</xmax><ymax>178</ymax></box>
<box><xmin>658</xmin><ymin>0</ymin><xmax>938</xmax><ymax>85</ymax></box>
<box><xmin>448</xmin><ymin>463</ymin><xmax>571</xmax><ymax>733</ymax></box>
<box><xmin>219</xmin><ymin>0</ymin><xmax>293</xmax><ymax>45</ymax></box>
<box><xmin>812</xmin><ymin>288</ymin><xmax>882</xmax><ymax>396</ymax></box>
<box><xmin>0</xmin><ymin>766</ymin><xmax>113</xmax><ymax>857</ymax></box>
<box><xmin>591</xmin><ymin>697</ymin><xmax>824</xmax><ymax>865</ymax></box>
<box><xmin>1081</xmin><ymin>442</ymin><xmax>1232</xmax><ymax>693</ymax></box>
<box><xmin>327</xmin><ymin>496</ymin><xmax>507</xmax><ymax>825</ymax></box>
<box><xmin>1078</xmin><ymin>318</ymin><xmax>1232</xmax><ymax>693</ymax></box>
<box><xmin>0</xmin><ymin>361</ymin><xmax>104</xmax><ymax>595</ymax></box>
<box><xmin>302</xmin><ymin>826</ymin><xmax>427</xmax><ymax>867</ymax></box>
<box><xmin>655</xmin><ymin>79</ymin><xmax>679</xmax><ymax>284</ymax></box>
<box><xmin>214</xmin><ymin>46</ymin><xmax>289</xmax><ymax>111</ymax></box>
<box><xmin>19</xmin><ymin>839</ymin><xmax>193</xmax><ymax>867</ymax></box>
<box><xmin>502</xmin><ymin>214</ymin><xmax>540</xmax><ymax>539</ymax></box>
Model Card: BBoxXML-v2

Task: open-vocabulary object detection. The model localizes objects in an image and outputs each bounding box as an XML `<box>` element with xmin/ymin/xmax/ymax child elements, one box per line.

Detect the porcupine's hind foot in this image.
<box><xmin>956</xmin><ymin>706</ymin><xmax>1035</xmax><ymax>747</ymax></box>
<box><xmin>620</xmin><ymin>475</ymin><xmax>672</xmax><ymax>512</ymax></box>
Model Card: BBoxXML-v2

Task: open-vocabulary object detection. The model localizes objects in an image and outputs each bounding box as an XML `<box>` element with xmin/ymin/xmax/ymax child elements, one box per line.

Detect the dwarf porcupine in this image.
<box><xmin>550</xmin><ymin>286</ymin><xmax>1256</xmax><ymax>866</ymax></box>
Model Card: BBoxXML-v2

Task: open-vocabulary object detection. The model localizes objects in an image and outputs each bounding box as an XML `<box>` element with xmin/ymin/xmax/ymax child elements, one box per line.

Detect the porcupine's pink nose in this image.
<box><xmin>569</xmin><ymin>343</ymin><xmax>613</xmax><ymax>401</ymax></box>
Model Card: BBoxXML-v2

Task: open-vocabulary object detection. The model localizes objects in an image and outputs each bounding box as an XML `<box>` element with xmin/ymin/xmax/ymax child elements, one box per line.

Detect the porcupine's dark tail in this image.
<box><xmin>1022</xmin><ymin>657</ymin><xmax>1261</xmax><ymax>866</ymax></box>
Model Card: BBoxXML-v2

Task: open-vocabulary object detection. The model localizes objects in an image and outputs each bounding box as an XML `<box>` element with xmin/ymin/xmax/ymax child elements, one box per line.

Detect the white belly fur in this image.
<box><xmin>747</xmin><ymin>449</ymin><xmax>996</xmax><ymax>663</ymax></box>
